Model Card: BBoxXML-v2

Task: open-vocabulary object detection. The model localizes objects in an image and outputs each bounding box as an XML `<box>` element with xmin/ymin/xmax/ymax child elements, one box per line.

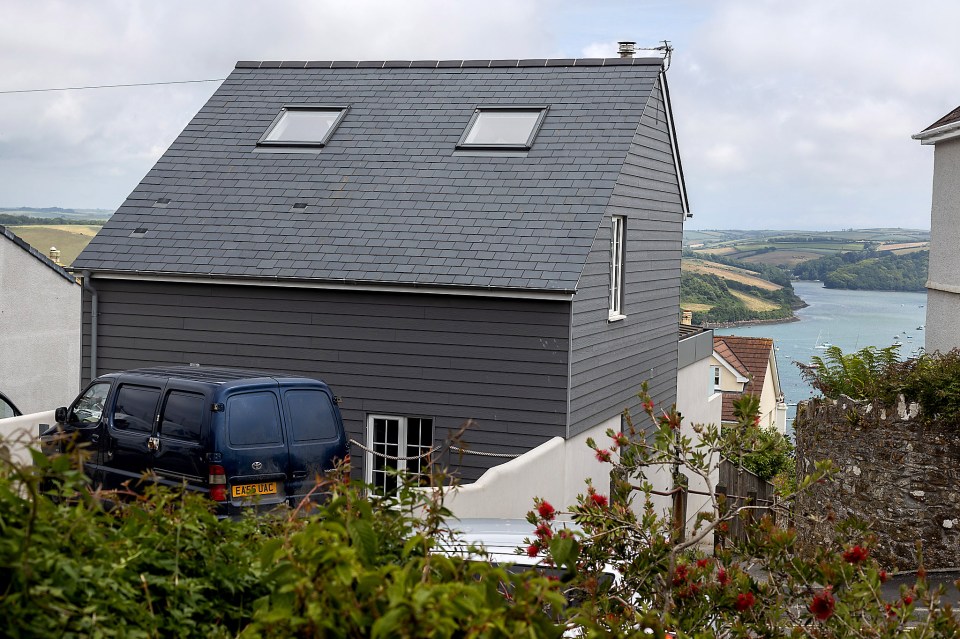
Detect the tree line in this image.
<box><xmin>0</xmin><ymin>214</ymin><xmax>105</xmax><ymax>226</ymax></box>
<box><xmin>794</xmin><ymin>250</ymin><xmax>928</xmax><ymax>292</ymax></box>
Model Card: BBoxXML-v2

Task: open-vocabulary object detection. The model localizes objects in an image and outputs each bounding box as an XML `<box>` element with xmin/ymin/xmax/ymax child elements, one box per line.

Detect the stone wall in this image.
<box><xmin>794</xmin><ymin>395</ymin><xmax>960</xmax><ymax>570</ymax></box>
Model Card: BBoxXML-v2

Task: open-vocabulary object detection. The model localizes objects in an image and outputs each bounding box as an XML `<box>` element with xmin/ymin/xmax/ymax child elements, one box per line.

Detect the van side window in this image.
<box><xmin>227</xmin><ymin>392</ymin><xmax>282</xmax><ymax>446</ymax></box>
<box><xmin>159</xmin><ymin>391</ymin><xmax>205</xmax><ymax>442</ymax></box>
<box><xmin>284</xmin><ymin>390</ymin><xmax>338</xmax><ymax>442</ymax></box>
<box><xmin>112</xmin><ymin>385</ymin><xmax>161</xmax><ymax>433</ymax></box>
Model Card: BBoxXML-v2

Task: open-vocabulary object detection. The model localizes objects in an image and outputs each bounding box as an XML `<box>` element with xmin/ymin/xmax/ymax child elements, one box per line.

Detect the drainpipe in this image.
<box><xmin>81</xmin><ymin>270</ymin><xmax>97</xmax><ymax>380</ymax></box>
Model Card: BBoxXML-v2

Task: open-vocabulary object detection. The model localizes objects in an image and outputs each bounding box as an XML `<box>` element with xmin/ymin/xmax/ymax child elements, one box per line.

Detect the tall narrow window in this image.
<box><xmin>366</xmin><ymin>415</ymin><xmax>434</xmax><ymax>494</ymax></box>
<box><xmin>712</xmin><ymin>366</ymin><xmax>722</xmax><ymax>393</ymax></box>
<box><xmin>609</xmin><ymin>215</ymin><xmax>626</xmax><ymax>320</ymax></box>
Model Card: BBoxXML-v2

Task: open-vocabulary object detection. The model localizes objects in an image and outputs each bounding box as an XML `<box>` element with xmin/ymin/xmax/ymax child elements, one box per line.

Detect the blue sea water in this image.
<box><xmin>716</xmin><ymin>280</ymin><xmax>928</xmax><ymax>435</ymax></box>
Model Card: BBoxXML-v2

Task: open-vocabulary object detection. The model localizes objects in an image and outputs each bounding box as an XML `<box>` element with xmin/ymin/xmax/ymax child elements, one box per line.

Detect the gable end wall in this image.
<box><xmin>568</xmin><ymin>78</ymin><xmax>682</xmax><ymax>435</ymax></box>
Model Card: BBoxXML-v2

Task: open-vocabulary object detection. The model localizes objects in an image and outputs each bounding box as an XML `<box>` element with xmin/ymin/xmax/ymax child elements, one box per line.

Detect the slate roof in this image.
<box><xmin>921</xmin><ymin>105</ymin><xmax>960</xmax><ymax>133</ymax></box>
<box><xmin>73</xmin><ymin>57</ymin><xmax>671</xmax><ymax>293</ymax></box>
<box><xmin>0</xmin><ymin>225</ymin><xmax>78</xmax><ymax>284</ymax></box>
<box><xmin>714</xmin><ymin>336</ymin><xmax>775</xmax><ymax>422</ymax></box>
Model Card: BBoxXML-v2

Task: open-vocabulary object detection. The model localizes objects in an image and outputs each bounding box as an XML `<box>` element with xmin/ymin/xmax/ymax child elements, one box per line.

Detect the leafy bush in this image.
<box><xmin>533</xmin><ymin>384</ymin><xmax>960</xmax><ymax>636</ymax></box>
<box><xmin>726</xmin><ymin>395</ymin><xmax>795</xmax><ymax>484</ymax></box>
<box><xmin>0</xmin><ymin>439</ymin><xmax>563</xmax><ymax>639</ymax></box>
<box><xmin>799</xmin><ymin>346</ymin><xmax>960</xmax><ymax>422</ymax></box>
<box><xmin>5</xmin><ymin>380</ymin><xmax>960</xmax><ymax>637</ymax></box>
<box><xmin>799</xmin><ymin>345</ymin><xmax>902</xmax><ymax>404</ymax></box>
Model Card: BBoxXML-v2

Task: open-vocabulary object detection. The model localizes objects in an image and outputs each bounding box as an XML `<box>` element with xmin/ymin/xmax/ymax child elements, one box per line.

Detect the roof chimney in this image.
<box><xmin>681</xmin><ymin>310</ymin><xmax>693</xmax><ymax>326</ymax></box>
<box><xmin>618</xmin><ymin>41</ymin><xmax>636</xmax><ymax>58</ymax></box>
<box><xmin>49</xmin><ymin>246</ymin><xmax>61</xmax><ymax>265</ymax></box>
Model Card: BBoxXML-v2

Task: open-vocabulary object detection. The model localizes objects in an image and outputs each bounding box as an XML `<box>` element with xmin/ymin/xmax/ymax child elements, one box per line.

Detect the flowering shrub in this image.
<box><xmin>525</xmin><ymin>382</ymin><xmax>960</xmax><ymax>637</ymax></box>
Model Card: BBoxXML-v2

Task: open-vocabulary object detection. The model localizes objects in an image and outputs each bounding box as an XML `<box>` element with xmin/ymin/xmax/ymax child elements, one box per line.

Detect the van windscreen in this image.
<box><xmin>227</xmin><ymin>392</ymin><xmax>282</xmax><ymax>446</ymax></box>
<box><xmin>285</xmin><ymin>390</ymin><xmax>338</xmax><ymax>442</ymax></box>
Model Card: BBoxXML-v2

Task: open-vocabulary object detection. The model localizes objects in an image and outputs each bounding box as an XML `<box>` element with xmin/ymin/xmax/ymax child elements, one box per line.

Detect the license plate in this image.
<box><xmin>231</xmin><ymin>482</ymin><xmax>277</xmax><ymax>498</ymax></box>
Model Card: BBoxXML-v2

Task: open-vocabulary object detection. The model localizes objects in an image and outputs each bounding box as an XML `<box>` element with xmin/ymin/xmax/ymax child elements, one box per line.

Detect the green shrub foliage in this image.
<box><xmin>4</xmin><ymin>382</ymin><xmax>960</xmax><ymax>637</ymax></box>
<box><xmin>0</xmin><ymin>440</ymin><xmax>563</xmax><ymax>639</ymax></box>
<box><xmin>799</xmin><ymin>346</ymin><xmax>960</xmax><ymax>422</ymax></box>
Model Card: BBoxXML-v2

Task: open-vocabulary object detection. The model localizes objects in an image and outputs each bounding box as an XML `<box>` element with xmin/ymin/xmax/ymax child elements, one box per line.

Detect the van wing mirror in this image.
<box><xmin>55</xmin><ymin>407</ymin><xmax>68</xmax><ymax>423</ymax></box>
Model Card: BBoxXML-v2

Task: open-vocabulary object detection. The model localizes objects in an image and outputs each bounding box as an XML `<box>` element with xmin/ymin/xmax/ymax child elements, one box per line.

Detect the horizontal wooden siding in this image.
<box><xmin>81</xmin><ymin>279</ymin><xmax>570</xmax><ymax>482</ymax></box>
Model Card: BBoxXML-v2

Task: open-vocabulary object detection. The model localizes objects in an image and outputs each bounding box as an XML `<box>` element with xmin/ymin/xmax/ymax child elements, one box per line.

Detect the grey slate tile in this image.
<box><xmin>74</xmin><ymin>61</ymin><xmax>669</xmax><ymax>293</ymax></box>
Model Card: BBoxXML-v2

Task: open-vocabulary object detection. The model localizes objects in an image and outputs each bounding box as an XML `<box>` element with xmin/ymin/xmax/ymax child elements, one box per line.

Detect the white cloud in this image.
<box><xmin>0</xmin><ymin>0</ymin><xmax>954</xmax><ymax>230</ymax></box>
<box><xmin>668</xmin><ymin>0</ymin><xmax>960</xmax><ymax>229</ymax></box>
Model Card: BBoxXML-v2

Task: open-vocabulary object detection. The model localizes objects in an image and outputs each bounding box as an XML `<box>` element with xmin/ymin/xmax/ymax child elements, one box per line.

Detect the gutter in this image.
<box><xmin>81</xmin><ymin>270</ymin><xmax>97</xmax><ymax>380</ymax></box>
<box><xmin>912</xmin><ymin>121</ymin><xmax>960</xmax><ymax>145</ymax></box>
<box><xmin>79</xmin><ymin>269</ymin><xmax>577</xmax><ymax>302</ymax></box>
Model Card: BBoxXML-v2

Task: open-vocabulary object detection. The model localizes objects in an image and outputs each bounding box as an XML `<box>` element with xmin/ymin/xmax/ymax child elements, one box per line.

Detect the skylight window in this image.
<box><xmin>457</xmin><ymin>107</ymin><xmax>548</xmax><ymax>150</ymax></box>
<box><xmin>258</xmin><ymin>106</ymin><xmax>348</xmax><ymax>147</ymax></box>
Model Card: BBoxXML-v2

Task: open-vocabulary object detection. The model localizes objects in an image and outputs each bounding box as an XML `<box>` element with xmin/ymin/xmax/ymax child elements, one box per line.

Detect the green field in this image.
<box><xmin>10</xmin><ymin>225</ymin><xmax>100</xmax><ymax>266</ymax></box>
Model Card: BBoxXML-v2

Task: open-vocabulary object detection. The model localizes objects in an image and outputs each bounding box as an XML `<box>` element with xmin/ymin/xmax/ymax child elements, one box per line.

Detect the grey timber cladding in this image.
<box><xmin>568</xmin><ymin>80</ymin><xmax>684</xmax><ymax>436</ymax></box>
<box><xmin>81</xmin><ymin>279</ymin><xmax>570</xmax><ymax>482</ymax></box>
<box><xmin>72</xmin><ymin>60</ymin><xmax>665</xmax><ymax>293</ymax></box>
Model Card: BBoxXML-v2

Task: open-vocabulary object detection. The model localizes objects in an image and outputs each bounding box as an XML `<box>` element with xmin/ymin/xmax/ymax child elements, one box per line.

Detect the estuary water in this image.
<box><xmin>716</xmin><ymin>280</ymin><xmax>928</xmax><ymax>435</ymax></box>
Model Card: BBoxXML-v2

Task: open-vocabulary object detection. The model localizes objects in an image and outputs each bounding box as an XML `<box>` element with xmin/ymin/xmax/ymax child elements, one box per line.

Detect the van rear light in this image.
<box><xmin>208</xmin><ymin>464</ymin><xmax>227</xmax><ymax>502</ymax></box>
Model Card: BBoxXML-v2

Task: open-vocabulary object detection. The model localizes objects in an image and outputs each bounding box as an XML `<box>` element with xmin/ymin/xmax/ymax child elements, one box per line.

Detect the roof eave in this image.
<box><xmin>912</xmin><ymin>121</ymin><xmax>960</xmax><ymax>145</ymax></box>
<box><xmin>72</xmin><ymin>268</ymin><xmax>577</xmax><ymax>301</ymax></box>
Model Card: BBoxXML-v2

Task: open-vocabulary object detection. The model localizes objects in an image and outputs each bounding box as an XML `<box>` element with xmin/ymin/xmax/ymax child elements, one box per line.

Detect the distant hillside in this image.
<box><xmin>681</xmin><ymin>253</ymin><xmax>804</xmax><ymax>325</ymax></box>
<box><xmin>0</xmin><ymin>207</ymin><xmax>113</xmax><ymax>223</ymax></box>
<box><xmin>685</xmin><ymin>228</ymin><xmax>929</xmax><ymax>269</ymax></box>
<box><xmin>8</xmin><ymin>225</ymin><xmax>101</xmax><ymax>267</ymax></box>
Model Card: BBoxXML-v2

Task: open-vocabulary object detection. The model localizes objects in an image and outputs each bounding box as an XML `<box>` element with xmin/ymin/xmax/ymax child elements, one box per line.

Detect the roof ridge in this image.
<box><xmin>0</xmin><ymin>225</ymin><xmax>79</xmax><ymax>285</ymax></box>
<box><xmin>234</xmin><ymin>57</ymin><xmax>665</xmax><ymax>70</ymax></box>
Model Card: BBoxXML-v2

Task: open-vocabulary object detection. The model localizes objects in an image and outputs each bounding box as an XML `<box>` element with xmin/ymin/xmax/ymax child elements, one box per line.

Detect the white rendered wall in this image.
<box><xmin>443</xmin><ymin>416</ymin><xmax>618</xmax><ymax>519</ymax></box>
<box><xmin>0</xmin><ymin>410</ymin><xmax>55</xmax><ymax>467</ymax></box>
<box><xmin>0</xmin><ymin>239</ymin><xmax>81</xmax><ymax>413</ymax></box>
<box><xmin>666</xmin><ymin>356</ymin><xmax>723</xmax><ymax>545</ymax></box>
<box><xmin>926</xmin><ymin>138</ymin><xmax>960</xmax><ymax>354</ymax></box>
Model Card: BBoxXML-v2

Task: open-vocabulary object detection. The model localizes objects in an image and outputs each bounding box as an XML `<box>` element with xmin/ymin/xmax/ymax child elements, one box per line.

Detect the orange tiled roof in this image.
<box><xmin>714</xmin><ymin>336</ymin><xmax>775</xmax><ymax>422</ymax></box>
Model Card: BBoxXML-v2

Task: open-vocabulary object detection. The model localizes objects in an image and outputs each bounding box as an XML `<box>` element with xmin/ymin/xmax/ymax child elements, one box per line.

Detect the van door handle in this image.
<box><xmin>147</xmin><ymin>436</ymin><xmax>160</xmax><ymax>452</ymax></box>
<box><xmin>292</xmin><ymin>471</ymin><xmax>308</xmax><ymax>479</ymax></box>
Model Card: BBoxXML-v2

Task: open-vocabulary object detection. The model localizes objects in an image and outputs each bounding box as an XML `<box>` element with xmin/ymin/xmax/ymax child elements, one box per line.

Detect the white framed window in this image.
<box><xmin>608</xmin><ymin>215</ymin><xmax>626</xmax><ymax>320</ymax></box>
<box><xmin>711</xmin><ymin>366</ymin><xmax>722</xmax><ymax>393</ymax></box>
<box><xmin>366</xmin><ymin>415</ymin><xmax>434</xmax><ymax>494</ymax></box>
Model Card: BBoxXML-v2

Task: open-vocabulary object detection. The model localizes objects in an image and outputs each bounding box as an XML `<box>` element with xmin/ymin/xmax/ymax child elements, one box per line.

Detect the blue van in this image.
<box><xmin>41</xmin><ymin>366</ymin><xmax>349</xmax><ymax>514</ymax></box>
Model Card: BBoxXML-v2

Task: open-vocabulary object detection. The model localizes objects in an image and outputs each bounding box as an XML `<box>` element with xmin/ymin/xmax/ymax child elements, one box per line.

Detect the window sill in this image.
<box><xmin>607</xmin><ymin>313</ymin><xmax>627</xmax><ymax>323</ymax></box>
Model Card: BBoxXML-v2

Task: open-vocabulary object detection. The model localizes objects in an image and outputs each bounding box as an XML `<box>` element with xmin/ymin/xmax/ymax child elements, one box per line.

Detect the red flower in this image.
<box><xmin>589</xmin><ymin>493</ymin><xmax>608</xmax><ymax>508</ymax></box>
<box><xmin>672</xmin><ymin>564</ymin><xmax>689</xmax><ymax>587</ymax></box>
<box><xmin>537</xmin><ymin>501</ymin><xmax>555</xmax><ymax>520</ymax></box>
<box><xmin>696</xmin><ymin>558</ymin><xmax>710</xmax><ymax>569</ymax></box>
<box><xmin>594</xmin><ymin>448</ymin><xmax>612</xmax><ymax>463</ymax></box>
<box><xmin>879</xmin><ymin>570</ymin><xmax>888</xmax><ymax>583</ymax></box>
<box><xmin>535</xmin><ymin>522</ymin><xmax>553</xmax><ymax>539</ymax></box>
<box><xmin>842</xmin><ymin>545</ymin><xmax>869</xmax><ymax>564</ymax></box>
<box><xmin>526</xmin><ymin>544</ymin><xmax>539</xmax><ymax>557</ymax></box>
<box><xmin>809</xmin><ymin>588</ymin><xmax>835</xmax><ymax>621</ymax></box>
<box><xmin>903</xmin><ymin>595</ymin><xmax>914</xmax><ymax>606</ymax></box>
<box><xmin>735</xmin><ymin>592</ymin><xmax>755</xmax><ymax>611</ymax></box>
<box><xmin>642</xmin><ymin>399</ymin><xmax>655</xmax><ymax>412</ymax></box>
<box><xmin>717</xmin><ymin>568</ymin><xmax>729</xmax><ymax>586</ymax></box>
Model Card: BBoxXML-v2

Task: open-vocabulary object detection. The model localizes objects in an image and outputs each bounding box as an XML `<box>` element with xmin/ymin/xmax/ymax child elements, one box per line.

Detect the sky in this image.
<box><xmin>1</xmin><ymin>0</ymin><xmax>958</xmax><ymax>231</ymax></box>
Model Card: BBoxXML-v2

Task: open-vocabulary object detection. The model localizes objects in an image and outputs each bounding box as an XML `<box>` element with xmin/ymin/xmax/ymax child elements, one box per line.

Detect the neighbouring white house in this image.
<box><xmin>0</xmin><ymin>226</ymin><xmax>82</xmax><ymax>414</ymax></box>
<box><xmin>674</xmin><ymin>321</ymin><xmax>723</xmax><ymax>544</ymax></box>
<box><xmin>913</xmin><ymin>106</ymin><xmax>960</xmax><ymax>354</ymax></box>
<box><xmin>710</xmin><ymin>336</ymin><xmax>786</xmax><ymax>433</ymax></box>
